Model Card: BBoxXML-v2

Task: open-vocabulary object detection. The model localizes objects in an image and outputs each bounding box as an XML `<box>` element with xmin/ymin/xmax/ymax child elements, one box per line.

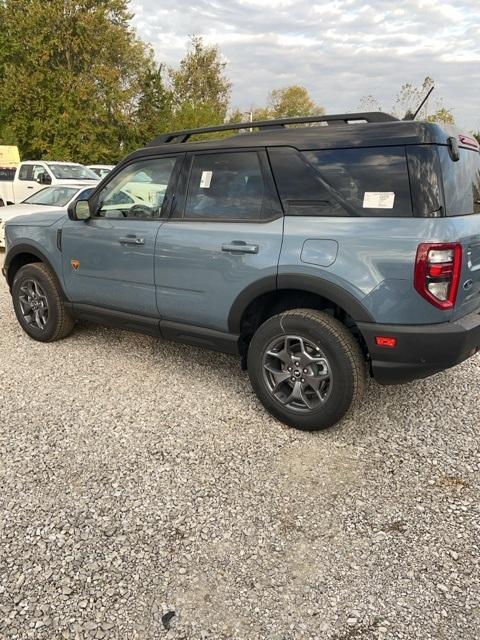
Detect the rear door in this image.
<box><xmin>438</xmin><ymin>140</ymin><xmax>480</xmax><ymax>319</ymax></box>
<box><xmin>154</xmin><ymin>148</ymin><xmax>284</xmax><ymax>332</ymax></box>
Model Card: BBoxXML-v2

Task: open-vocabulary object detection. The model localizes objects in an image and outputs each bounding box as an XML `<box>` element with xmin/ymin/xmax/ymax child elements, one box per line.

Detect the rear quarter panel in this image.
<box><xmin>279</xmin><ymin>216</ymin><xmax>479</xmax><ymax>325</ymax></box>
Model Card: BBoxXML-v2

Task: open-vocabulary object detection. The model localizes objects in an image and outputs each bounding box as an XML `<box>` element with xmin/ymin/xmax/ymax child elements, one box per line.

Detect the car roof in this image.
<box><xmin>124</xmin><ymin>120</ymin><xmax>461</xmax><ymax>166</ymax></box>
<box><xmin>20</xmin><ymin>160</ymin><xmax>85</xmax><ymax>166</ymax></box>
<box><xmin>33</xmin><ymin>183</ymin><xmax>92</xmax><ymax>189</ymax></box>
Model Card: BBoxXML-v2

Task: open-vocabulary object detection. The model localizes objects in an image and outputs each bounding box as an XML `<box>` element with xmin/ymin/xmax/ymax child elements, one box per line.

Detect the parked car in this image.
<box><xmin>0</xmin><ymin>184</ymin><xmax>96</xmax><ymax>248</ymax></box>
<box><xmin>3</xmin><ymin>113</ymin><xmax>480</xmax><ymax>431</ymax></box>
<box><xmin>0</xmin><ymin>161</ymin><xmax>98</xmax><ymax>206</ymax></box>
<box><xmin>88</xmin><ymin>164</ymin><xmax>114</xmax><ymax>179</ymax></box>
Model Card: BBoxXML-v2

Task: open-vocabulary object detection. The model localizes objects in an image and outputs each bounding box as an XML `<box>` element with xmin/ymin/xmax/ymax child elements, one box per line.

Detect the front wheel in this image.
<box><xmin>12</xmin><ymin>262</ymin><xmax>75</xmax><ymax>342</ymax></box>
<box><xmin>247</xmin><ymin>309</ymin><xmax>366</xmax><ymax>431</ymax></box>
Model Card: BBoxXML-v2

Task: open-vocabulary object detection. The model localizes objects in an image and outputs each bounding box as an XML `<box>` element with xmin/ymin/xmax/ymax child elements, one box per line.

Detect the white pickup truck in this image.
<box><xmin>0</xmin><ymin>160</ymin><xmax>99</xmax><ymax>206</ymax></box>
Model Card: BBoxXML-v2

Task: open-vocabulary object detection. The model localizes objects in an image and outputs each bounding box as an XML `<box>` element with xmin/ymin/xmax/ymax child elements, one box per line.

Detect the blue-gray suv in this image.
<box><xmin>3</xmin><ymin>112</ymin><xmax>480</xmax><ymax>430</ymax></box>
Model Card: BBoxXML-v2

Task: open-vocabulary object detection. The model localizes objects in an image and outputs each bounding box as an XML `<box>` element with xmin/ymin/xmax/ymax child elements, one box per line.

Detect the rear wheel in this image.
<box><xmin>12</xmin><ymin>262</ymin><xmax>75</xmax><ymax>342</ymax></box>
<box><xmin>247</xmin><ymin>309</ymin><xmax>366</xmax><ymax>431</ymax></box>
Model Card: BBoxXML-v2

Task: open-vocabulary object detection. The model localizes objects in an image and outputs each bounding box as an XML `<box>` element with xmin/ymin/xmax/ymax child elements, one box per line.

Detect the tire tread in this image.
<box><xmin>13</xmin><ymin>262</ymin><xmax>75</xmax><ymax>342</ymax></box>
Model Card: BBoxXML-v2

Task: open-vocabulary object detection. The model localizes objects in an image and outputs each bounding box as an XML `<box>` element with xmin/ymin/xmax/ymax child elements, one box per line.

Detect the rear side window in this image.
<box><xmin>268</xmin><ymin>147</ymin><xmax>345</xmax><ymax>216</ymax></box>
<box><xmin>304</xmin><ymin>147</ymin><xmax>412</xmax><ymax>217</ymax></box>
<box><xmin>270</xmin><ymin>146</ymin><xmax>412</xmax><ymax>217</ymax></box>
<box><xmin>183</xmin><ymin>151</ymin><xmax>267</xmax><ymax>221</ymax></box>
<box><xmin>439</xmin><ymin>146</ymin><xmax>480</xmax><ymax>216</ymax></box>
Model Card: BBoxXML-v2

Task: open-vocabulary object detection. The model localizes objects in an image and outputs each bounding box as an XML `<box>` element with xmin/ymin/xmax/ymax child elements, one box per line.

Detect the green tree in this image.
<box><xmin>359</xmin><ymin>77</ymin><xmax>454</xmax><ymax>123</ymax></box>
<box><xmin>169</xmin><ymin>36</ymin><xmax>231</xmax><ymax>131</ymax></box>
<box><xmin>0</xmin><ymin>0</ymin><xmax>161</xmax><ymax>162</ymax></box>
<box><xmin>131</xmin><ymin>62</ymin><xmax>173</xmax><ymax>146</ymax></box>
<box><xmin>268</xmin><ymin>85</ymin><xmax>324</xmax><ymax>118</ymax></box>
<box><xmin>427</xmin><ymin>108</ymin><xmax>455</xmax><ymax>124</ymax></box>
<box><xmin>228</xmin><ymin>86</ymin><xmax>324</xmax><ymax>130</ymax></box>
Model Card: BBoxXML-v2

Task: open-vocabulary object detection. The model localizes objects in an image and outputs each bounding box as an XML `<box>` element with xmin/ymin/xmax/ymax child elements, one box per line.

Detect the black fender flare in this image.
<box><xmin>228</xmin><ymin>273</ymin><xmax>374</xmax><ymax>333</ymax></box>
<box><xmin>4</xmin><ymin>243</ymin><xmax>69</xmax><ymax>300</ymax></box>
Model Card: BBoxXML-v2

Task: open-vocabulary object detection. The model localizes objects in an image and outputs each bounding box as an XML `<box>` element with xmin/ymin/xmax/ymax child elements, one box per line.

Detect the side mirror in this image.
<box><xmin>68</xmin><ymin>198</ymin><xmax>91</xmax><ymax>221</ymax></box>
<box><xmin>36</xmin><ymin>172</ymin><xmax>52</xmax><ymax>185</ymax></box>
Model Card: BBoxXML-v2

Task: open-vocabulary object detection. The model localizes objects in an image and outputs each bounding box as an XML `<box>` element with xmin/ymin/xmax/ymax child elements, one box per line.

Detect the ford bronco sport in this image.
<box><xmin>3</xmin><ymin>112</ymin><xmax>480</xmax><ymax>430</ymax></box>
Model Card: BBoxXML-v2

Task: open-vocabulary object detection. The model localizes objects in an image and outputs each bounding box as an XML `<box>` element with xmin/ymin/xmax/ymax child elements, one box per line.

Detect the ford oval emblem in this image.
<box><xmin>463</xmin><ymin>279</ymin><xmax>473</xmax><ymax>291</ymax></box>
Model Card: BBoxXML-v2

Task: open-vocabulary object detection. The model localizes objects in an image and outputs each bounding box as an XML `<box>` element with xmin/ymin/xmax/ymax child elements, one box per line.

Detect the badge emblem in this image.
<box><xmin>71</xmin><ymin>259</ymin><xmax>80</xmax><ymax>270</ymax></box>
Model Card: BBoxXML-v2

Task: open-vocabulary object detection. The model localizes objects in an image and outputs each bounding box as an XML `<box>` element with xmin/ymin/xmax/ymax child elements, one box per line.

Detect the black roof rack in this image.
<box><xmin>148</xmin><ymin>112</ymin><xmax>398</xmax><ymax>146</ymax></box>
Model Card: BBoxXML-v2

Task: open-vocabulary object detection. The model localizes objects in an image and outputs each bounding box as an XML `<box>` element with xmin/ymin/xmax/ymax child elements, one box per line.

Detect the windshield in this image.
<box><xmin>22</xmin><ymin>186</ymin><xmax>81</xmax><ymax>207</ymax></box>
<box><xmin>47</xmin><ymin>163</ymin><xmax>98</xmax><ymax>181</ymax></box>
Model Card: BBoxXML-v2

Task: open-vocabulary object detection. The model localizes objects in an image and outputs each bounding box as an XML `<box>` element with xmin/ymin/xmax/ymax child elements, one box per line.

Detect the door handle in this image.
<box><xmin>119</xmin><ymin>235</ymin><xmax>145</xmax><ymax>245</ymax></box>
<box><xmin>222</xmin><ymin>241</ymin><xmax>259</xmax><ymax>254</ymax></box>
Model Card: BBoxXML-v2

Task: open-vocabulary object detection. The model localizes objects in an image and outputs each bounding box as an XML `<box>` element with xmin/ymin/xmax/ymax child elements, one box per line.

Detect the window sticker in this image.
<box><xmin>200</xmin><ymin>171</ymin><xmax>213</xmax><ymax>189</ymax></box>
<box><xmin>363</xmin><ymin>192</ymin><xmax>395</xmax><ymax>209</ymax></box>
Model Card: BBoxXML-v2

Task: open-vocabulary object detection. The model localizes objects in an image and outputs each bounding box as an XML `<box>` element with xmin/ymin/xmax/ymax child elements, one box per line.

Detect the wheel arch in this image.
<box><xmin>229</xmin><ymin>274</ymin><xmax>373</xmax><ymax>359</ymax></box>
<box><xmin>5</xmin><ymin>244</ymin><xmax>68</xmax><ymax>300</ymax></box>
<box><xmin>229</xmin><ymin>275</ymin><xmax>373</xmax><ymax>332</ymax></box>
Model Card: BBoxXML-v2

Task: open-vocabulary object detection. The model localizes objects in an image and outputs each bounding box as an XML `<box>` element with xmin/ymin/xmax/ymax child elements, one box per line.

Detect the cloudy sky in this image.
<box><xmin>130</xmin><ymin>0</ymin><xmax>479</xmax><ymax>131</ymax></box>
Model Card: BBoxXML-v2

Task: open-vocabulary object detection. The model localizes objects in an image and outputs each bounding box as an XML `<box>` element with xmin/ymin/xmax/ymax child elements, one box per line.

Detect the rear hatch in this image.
<box><xmin>440</xmin><ymin>135</ymin><xmax>480</xmax><ymax>319</ymax></box>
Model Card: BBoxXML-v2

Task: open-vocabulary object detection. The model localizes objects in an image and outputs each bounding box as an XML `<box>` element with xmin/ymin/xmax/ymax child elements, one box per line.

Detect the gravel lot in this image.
<box><xmin>0</xmin><ymin>250</ymin><xmax>479</xmax><ymax>640</ymax></box>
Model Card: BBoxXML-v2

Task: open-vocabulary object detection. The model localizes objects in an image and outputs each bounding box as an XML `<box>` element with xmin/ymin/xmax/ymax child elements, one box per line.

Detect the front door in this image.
<box><xmin>154</xmin><ymin>149</ymin><xmax>284</xmax><ymax>332</ymax></box>
<box><xmin>61</xmin><ymin>154</ymin><xmax>182</xmax><ymax>316</ymax></box>
<box><xmin>16</xmin><ymin>163</ymin><xmax>48</xmax><ymax>202</ymax></box>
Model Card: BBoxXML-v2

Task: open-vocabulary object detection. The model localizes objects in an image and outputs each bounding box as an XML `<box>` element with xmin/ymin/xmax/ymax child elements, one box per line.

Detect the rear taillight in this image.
<box><xmin>414</xmin><ymin>243</ymin><xmax>462</xmax><ymax>309</ymax></box>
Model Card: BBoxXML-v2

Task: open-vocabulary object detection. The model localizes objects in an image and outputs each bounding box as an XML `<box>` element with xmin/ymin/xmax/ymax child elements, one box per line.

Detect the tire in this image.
<box><xmin>247</xmin><ymin>309</ymin><xmax>366</xmax><ymax>431</ymax></box>
<box><xmin>12</xmin><ymin>262</ymin><xmax>75</xmax><ymax>342</ymax></box>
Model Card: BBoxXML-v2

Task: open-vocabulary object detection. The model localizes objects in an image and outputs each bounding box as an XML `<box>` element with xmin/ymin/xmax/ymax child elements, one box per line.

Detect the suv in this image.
<box><xmin>3</xmin><ymin>113</ymin><xmax>480</xmax><ymax>430</ymax></box>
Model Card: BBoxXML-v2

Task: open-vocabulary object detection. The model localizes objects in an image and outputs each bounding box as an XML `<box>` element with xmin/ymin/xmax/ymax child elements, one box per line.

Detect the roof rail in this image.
<box><xmin>148</xmin><ymin>112</ymin><xmax>398</xmax><ymax>145</ymax></box>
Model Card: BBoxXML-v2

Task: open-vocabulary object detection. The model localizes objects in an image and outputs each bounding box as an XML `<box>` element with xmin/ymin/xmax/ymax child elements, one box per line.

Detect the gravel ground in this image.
<box><xmin>0</xmin><ymin>250</ymin><xmax>479</xmax><ymax>640</ymax></box>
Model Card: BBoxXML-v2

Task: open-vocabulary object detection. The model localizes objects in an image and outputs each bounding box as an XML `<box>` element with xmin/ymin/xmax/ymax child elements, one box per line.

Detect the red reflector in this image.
<box><xmin>375</xmin><ymin>336</ymin><xmax>397</xmax><ymax>348</ymax></box>
<box><xmin>428</xmin><ymin>263</ymin><xmax>453</xmax><ymax>277</ymax></box>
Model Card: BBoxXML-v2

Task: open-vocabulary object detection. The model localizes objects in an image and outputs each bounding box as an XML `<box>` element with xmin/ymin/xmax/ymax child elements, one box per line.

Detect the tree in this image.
<box><xmin>169</xmin><ymin>36</ymin><xmax>231</xmax><ymax>131</ymax></box>
<box><xmin>427</xmin><ymin>108</ymin><xmax>455</xmax><ymax>125</ymax></box>
<box><xmin>228</xmin><ymin>86</ymin><xmax>324</xmax><ymax>129</ymax></box>
<box><xmin>0</xmin><ymin>0</ymin><xmax>161</xmax><ymax>162</ymax></box>
<box><xmin>359</xmin><ymin>77</ymin><xmax>454</xmax><ymax>123</ymax></box>
<box><xmin>268</xmin><ymin>85</ymin><xmax>324</xmax><ymax>118</ymax></box>
<box><xmin>131</xmin><ymin>62</ymin><xmax>173</xmax><ymax>147</ymax></box>
<box><xmin>358</xmin><ymin>94</ymin><xmax>383</xmax><ymax>113</ymax></box>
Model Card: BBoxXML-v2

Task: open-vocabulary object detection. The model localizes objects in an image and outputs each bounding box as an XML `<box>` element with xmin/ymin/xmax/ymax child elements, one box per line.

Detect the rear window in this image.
<box><xmin>0</xmin><ymin>168</ymin><xmax>15</xmax><ymax>181</ymax></box>
<box><xmin>269</xmin><ymin>146</ymin><xmax>412</xmax><ymax>217</ymax></box>
<box><xmin>439</xmin><ymin>146</ymin><xmax>480</xmax><ymax>216</ymax></box>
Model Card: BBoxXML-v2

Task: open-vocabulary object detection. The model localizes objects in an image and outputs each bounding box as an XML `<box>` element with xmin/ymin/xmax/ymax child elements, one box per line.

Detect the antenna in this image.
<box><xmin>403</xmin><ymin>85</ymin><xmax>435</xmax><ymax>121</ymax></box>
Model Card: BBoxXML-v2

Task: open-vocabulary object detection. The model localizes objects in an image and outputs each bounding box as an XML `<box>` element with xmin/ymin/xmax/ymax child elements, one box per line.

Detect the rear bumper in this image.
<box><xmin>358</xmin><ymin>311</ymin><xmax>480</xmax><ymax>385</ymax></box>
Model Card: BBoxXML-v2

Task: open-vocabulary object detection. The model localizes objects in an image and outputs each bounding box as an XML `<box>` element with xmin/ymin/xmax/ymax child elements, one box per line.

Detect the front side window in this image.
<box><xmin>183</xmin><ymin>152</ymin><xmax>266</xmax><ymax>220</ymax></box>
<box><xmin>18</xmin><ymin>164</ymin><xmax>44</xmax><ymax>181</ymax></box>
<box><xmin>47</xmin><ymin>164</ymin><xmax>98</xmax><ymax>181</ymax></box>
<box><xmin>22</xmin><ymin>186</ymin><xmax>80</xmax><ymax>206</ymax></box>
<box><xmin>95</xmin><ymin>157</ymin><xmax>178</xmax><ymax>219</ymax></box>
<box><xmin>32</xmin><ymin>164</ymin><xmax>48</xmax><ymax>181</ymax></box>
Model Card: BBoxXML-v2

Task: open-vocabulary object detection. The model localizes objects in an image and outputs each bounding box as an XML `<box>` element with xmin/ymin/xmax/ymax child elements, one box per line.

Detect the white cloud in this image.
<box><xmin>129</xmin><ymin>0</ymin><xmax>480</xmax><ymax>131</ymax></box>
